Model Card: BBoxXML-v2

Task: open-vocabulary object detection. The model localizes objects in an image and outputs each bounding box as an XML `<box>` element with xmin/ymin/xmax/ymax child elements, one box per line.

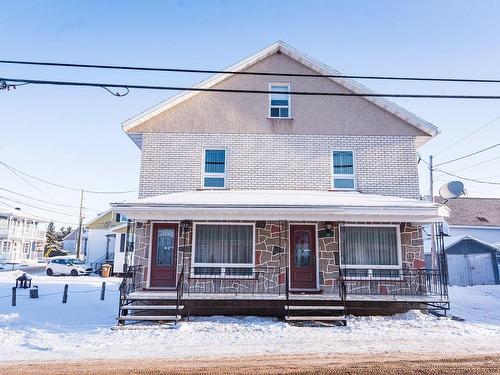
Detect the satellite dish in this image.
<box><xmin>439</xmin><ymin>181</ymin><xmax>465</xmax><ymax>200</ymax></box>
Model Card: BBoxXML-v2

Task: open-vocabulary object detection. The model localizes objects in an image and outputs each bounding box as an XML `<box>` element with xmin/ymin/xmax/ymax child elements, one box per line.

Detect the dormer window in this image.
<box><xmin>269</xmin><ymin>83</ymin><xmax>291</xmax><ymax>118</ymax></box>
<box><xmin>203</xmin><ymin>149</ymin><xmax>226</xmax><ymax>189</ymax></box>
<box><xmin>332</xmin><ymin>150</ymin><xmax>356</xmax><ymax>190</ymax></box>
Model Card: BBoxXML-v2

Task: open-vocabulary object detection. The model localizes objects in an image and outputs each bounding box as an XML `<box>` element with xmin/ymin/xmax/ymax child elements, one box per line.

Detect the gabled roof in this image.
<box><xmin>122</xmin><ymin>41</ymin><xmax>439</xmax><ymax>143</ymax></box>
<box><xmin>445</xmin><ymin>235</ymin><xmax>500</xmax><ymax>252</ymax></box>
<box><xmin>435</xmin><ymin>197</ymin><xmax>500</xmax><ymax>227</ymax></box>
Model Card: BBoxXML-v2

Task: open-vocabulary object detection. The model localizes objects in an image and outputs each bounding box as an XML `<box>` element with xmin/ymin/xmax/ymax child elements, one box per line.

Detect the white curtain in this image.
<box><xmin>195</xmin><ymin>224</ymin><xmax>253</xmax><ymax>264</ymax></box>
<box><xmin>342</xmin><ymin>226</ymin><xmax>398</xmax><ymax>266</ymax></box>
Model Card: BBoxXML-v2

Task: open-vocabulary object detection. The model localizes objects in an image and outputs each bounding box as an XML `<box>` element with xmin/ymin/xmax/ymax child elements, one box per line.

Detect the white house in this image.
<box><xmin>0</xmin><ymin>206</ymin><xmax>48</xmax><ymax>263</ymax></box>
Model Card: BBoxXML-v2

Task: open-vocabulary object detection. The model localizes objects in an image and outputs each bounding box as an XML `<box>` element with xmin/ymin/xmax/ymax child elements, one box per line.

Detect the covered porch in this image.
<box><xmin>112</xmin><ymin>190</ymin><xmax>449</xmax><ymax>322</ymax></box>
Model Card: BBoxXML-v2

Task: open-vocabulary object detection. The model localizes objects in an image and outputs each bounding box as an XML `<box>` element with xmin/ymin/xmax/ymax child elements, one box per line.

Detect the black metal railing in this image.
<box><xmin>185</xmin><ymin>266</ymin><xmax>286</xmax><ymax>295</ymax></box>
<box><xmin>341</xmin><ymin>268</ymin><xmax>448</xmax><ymax>298</ymax></box>
<box><xmin>176</xmin><ymin>264</ymin><xmax>185</xmax><ymax>319</ymax></box>
<box><xmin>338</xmin><ymin>266</ymin><xmax>347</xmax><ymax>311</ymax></box>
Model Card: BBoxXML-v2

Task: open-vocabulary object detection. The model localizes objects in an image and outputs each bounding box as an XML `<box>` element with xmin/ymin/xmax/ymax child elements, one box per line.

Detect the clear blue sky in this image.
<box><xmin>1</xmin><ymin>0</ymin><xmax>499</xmax><ymax>227</ymax></box>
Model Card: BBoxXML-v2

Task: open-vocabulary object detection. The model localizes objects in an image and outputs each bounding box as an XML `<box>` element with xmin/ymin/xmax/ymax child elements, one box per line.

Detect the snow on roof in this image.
<box><xmin>111</xmin><ymin>190</ymin><xmax>449</xmax><ymax>223</ymax></box>
<box><xmin>122</xmin><ymin>41</ymin><xmax>439</xmax><ymax>142</ymax></box>
<box><xmin>117</xmin><ymin>190</ymin><xmax>440</xmax><ymax>209</ymax></box>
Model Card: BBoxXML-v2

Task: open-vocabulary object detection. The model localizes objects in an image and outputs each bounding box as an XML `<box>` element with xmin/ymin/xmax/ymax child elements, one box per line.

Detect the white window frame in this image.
<box><xmin>191</xmin><ymin>222</ymin><xmax>256</xmax><ymax>278</ymax></box>
<box><xmin>202</xmin><ymin>148</ymin><xmax>227</xmax><ymax>189</ymax></box>
<box><xmin>22</xmin><ymin>241</ymin><xmax>30</xmax><ymax>254</ymax></box>
<box><xmin>340</xmin><ymin>224</ymin><xmax>403</xmax><ymax>279</ymax></box>
<box><xmin>268</xmin><ymin>82</ymin><xmax>291</xmax><ymax>119</ymax></box>
<box><xmin>331</xmin><ymin>149</ymin><xmax>357</xmax><ymax>190</ymax></box>
<box><xmin>0</xmin><ymin>241</ymin><xmax>6</xmax><ymax>253</ymax></box>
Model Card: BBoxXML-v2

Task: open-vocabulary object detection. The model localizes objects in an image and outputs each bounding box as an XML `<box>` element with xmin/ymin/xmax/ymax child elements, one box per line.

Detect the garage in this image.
<box><xmin>446</xmin><ymin>236</ymin><xmax>500</xmax><ymax>286</ymax></box>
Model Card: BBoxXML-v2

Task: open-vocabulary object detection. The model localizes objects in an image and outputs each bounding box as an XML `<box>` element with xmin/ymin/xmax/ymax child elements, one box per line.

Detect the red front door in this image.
<box><xmin>150</xmin><ymin>223</ymin><xmax>178</xmax><ymax>288</ymax></box>
<box><xmin>290</xmin><ymin>225</ymin><xmax>317</xmax><ymax>290</ymax></box>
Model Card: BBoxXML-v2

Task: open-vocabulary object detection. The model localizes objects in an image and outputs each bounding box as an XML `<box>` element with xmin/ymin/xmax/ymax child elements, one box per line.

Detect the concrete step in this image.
<box><xmin>122</xmin><ymin>305</ymin><xmax>184</xmax><ymax>310</ymax></box>
<box><xmin>285</xmin><ymin>315</ymin><xmax>346</xmax><ymax>321</ymax></box>
<box><xmin>287</xmin><ymin>305</ymin><xmax>344</xmax><ymax>310</ymax></box>
<box><xmin>118</xmin><ymin>315</ymin><xmax>182</xmax><ymax>322</ymax></box>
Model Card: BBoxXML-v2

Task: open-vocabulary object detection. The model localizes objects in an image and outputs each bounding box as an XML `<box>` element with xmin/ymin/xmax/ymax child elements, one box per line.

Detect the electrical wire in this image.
<box><xmin>432</xmin><ymin>168</ymin><xmax>500</xmax><ymax>185</ymax></box>
<box><xmin>0</xmin><ymin>199</ymin><xmax>79</xmax><ymax>225</ymax></box>
<box><xmin>434</xmin><ymin>143</ymin><xmax>500</xmax><ymax>167</ymax></box>
<box><xmin>2</xmin><ymin>59</ymin><xmax>500</xmax><ymax>83</ymax></box>
<box><xmin>447</xmin><ymin>155</ymin><xmax>500</xmax><ymax>174</ymax></box>
<box><xmin>0</xmin><ymin>160</ymin><xmax>136</xmax><ymax>194</ymax></box>
<box><xmin>434</xmin><ymin>115</ymin><xmax>500</xmax><ymax>157</ymax></box>
<box><xmin>2</xmin><ymin>77</ymin><xmax>500</xmax><ymax>99</ymax></box>
<box><xmin>0</xmin><ymin>188</ymin><xmax>82</xmax><ymax>209</ymax></box>
<box><xmin>0</xmin><ymin>195</ymin><xmax>80</xmax><ymax>217</ymax></box>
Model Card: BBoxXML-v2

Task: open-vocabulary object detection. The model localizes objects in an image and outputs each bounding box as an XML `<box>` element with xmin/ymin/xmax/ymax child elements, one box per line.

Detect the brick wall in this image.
<box><xmin>139</xmin><ymin>133</ymin><xmax>420</xmax><ymax>199</ymax></box>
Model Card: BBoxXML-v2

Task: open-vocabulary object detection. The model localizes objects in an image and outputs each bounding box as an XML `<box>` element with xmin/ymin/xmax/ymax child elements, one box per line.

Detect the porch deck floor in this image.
<box><xmin>125</xmin><ymin>291</ymin><xmax>448</xmax><ymax>303</ymax></box>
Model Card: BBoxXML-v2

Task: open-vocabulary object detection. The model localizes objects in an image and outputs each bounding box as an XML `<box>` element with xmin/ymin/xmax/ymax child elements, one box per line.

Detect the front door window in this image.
<box><xmin>156</xmin><ymin>228</ymin><xmax>175</xmax><ymax>265</ymax></box>
<box><xmin>295</xmin><ymin>230</ymin><xmax>312</xmax><ymax>268</ymax></box>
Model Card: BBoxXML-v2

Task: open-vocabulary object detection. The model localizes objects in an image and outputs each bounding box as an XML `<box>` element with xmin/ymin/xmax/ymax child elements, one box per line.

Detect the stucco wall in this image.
<box><xmin>132</xmin><ymin>53</ymin><xmax>427</xmax><ymax>138</ymax></box>
<box><xmin>139</xmin><ymin>133</ymin><xmax>420</xmax><ymax>199</ymax></box>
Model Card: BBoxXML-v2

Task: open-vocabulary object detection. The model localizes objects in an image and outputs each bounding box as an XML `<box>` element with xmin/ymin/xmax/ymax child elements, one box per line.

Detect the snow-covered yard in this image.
<box><xmin>0</xmin><ymin>270</ymin><xmax>499</xmax><ymax>361</ymax></box>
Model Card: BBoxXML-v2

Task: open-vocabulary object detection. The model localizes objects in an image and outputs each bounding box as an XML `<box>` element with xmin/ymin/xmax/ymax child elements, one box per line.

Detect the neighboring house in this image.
<box><xmin>60</xmin><ymin>227</ymin><xmax>88</xmax><ymax>255</ymax></box>
<box><xmin>111</xmin><ymin>41</ymin><xmax>449</xmax><ymax>324</ymax></box>
<box><xmin>445</xmin><ymin>236</ymin><xmax>499</xmax><ymax>286</ymax></box>
<box><xmin>84</xmin><ymin>209</ymin><xmax>128</xmax><ymax>270</ymax></box>
<box><xmin>436</xmin><ymin>197</ymin><xmax>500</xmax><ymax>245</ymax></box>
<box><xmin>0</xmin><ymin>207</ymin><xmax>48</xmax><ymax>263</ymax></box>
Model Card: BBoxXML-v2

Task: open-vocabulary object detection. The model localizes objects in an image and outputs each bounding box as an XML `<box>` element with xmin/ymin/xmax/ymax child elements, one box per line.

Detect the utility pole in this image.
<box><xmin>76</xmin><ymin>189</ymin><xmax>84</xmax><ymax>259</ymax></box>
<box><xmin>429</xmin><ymin>155</ymin><xmax>437</xmax><ymax>270</ymax></box>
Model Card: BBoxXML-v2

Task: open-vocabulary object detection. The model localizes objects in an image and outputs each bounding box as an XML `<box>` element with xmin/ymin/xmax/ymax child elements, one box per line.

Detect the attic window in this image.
<box><xmin>269</xmin><ymin>83</ymin><xmax>291</xmax><ymax>118</ymax></box>
<box><xmin>476</xmin><ymin>216</ymin><xmax>489</xmax><ymax>223</ymax></box>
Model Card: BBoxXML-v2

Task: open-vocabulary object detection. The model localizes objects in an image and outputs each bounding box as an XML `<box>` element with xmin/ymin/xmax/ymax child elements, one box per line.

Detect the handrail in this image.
<box><xmin>176</xmin><ymin>263</ymin><xmax>185</xmax><ymax>323</ymax></box>
<box><xmin>285</xmin><ymin>266</ymin><xmax>290</xmax><ymax>316</ymax></box>
<box><xmin>338</xmin><ymin>266</ymin><xmax>347</xmax><ymax>312</ymax></box>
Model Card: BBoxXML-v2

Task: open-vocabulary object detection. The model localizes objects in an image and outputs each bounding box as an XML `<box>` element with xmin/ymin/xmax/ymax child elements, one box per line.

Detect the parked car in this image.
<box><xmin>46</xmin><ymin>258</ymin><xmax>92</xmax><ymax>276</ymax></box>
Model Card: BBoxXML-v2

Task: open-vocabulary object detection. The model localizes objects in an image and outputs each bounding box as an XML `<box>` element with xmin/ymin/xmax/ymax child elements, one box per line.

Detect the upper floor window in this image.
<box><xmin>116</xmin><ymin>213</ymin><xmax>127</xmax><ymax>222</ymax></box>
<box><xmin>269</xmin><ymin>83</ymin><xmax>291</xmax><ymax>118</ymax></box>
<box><xmin>332</xmin><ymin>150</ymin><xmax>356</xmax><ymax>190</ymax></box>
<box><xmin>203</xmin><ymin>149</ymin><xmax>226</xmax><ymax>189</ymax></box>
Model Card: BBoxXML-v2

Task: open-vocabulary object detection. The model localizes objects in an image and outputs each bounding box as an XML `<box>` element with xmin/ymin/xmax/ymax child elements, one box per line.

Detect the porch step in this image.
<box><xmin>287</xmin><ymin>305</ymin><xmax>344</xmax><ymax>311</ymax></box>
<box><xmin>285</xmin><ymin>315</ymin><xmax>346</xmax><ymax>322</ymax></box>
<box><xmin>118</xmin><ymin>315</ymin><xmax>182</xmax><ymax>322</ymax></box>
<box><xmin>122</xmin><ymin>305</ymin><xmax>184</xmax><ymax>310</ymax></box>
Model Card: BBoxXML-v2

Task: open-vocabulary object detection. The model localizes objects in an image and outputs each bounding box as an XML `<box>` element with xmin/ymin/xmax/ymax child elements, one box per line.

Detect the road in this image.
<box><xmin>1</xmin><ymin>354</ymin><xmax>499</xmax><ymax>374</ymax></box>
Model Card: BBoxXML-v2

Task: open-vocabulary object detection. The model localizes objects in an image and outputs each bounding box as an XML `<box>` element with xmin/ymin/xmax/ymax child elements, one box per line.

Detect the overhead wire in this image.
<box><xmin>2</xmin><ymin>77</ymin><xmax>500</xmax><ymax>99</ymax></box>
<box><xmin>434</xmin><ymin>143</ymin><xmax>500</xmax><ymax>167</ymax></box>
<box><xmin>0</xmin><ymin>160</ymin><xmax>136</xmax><ymax>194</ymax></box>
<box><xmin>2</xmin><ymin>59</ymin><xmax>500</xmax><ymax>83</ymax></box>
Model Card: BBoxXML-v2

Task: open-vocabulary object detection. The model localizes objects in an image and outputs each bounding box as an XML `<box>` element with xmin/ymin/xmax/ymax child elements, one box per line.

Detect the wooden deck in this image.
<box><xmin>125</xmin><ymin>291</ymin><xmax>448</xmax><ymax>303</ymax></box>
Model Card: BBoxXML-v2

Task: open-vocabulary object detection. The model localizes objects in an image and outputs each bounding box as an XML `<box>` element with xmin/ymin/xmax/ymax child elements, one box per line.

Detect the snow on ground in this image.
<box><xmin>0</xmin><ymin>271</ymin><xmax>499</xmax><ymax>361</ymax></box>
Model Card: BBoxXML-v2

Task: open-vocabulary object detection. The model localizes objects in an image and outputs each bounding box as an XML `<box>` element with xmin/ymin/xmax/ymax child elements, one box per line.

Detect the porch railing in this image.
<box><xmin>341</xmin><ymin>268</ymin><xmax>448</xmax><ymax>298</ymax></box>
<box><xmin>185</xmin><ymin>266</ymin><xmax>286</xmax><ymax>295</ymax></box>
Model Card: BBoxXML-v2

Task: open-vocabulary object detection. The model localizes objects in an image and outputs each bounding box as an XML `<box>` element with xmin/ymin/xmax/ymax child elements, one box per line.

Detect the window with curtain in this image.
<box><xmin>341</xmin><ymin>226</ymin><xmax>400</xmax><ymax>276</ymax></box>
<box><xmin>332</xmin><ymin>151</ymin><xmax>355</xmax><ymax>189</ymax></box>
<box><xmin>194</xmin><ymin>224</ymin><xmax>253</xmax><ymax>275</ymax></box>
<box><xmin>203</xmin><ymin>149</ymin><xmax>226</xmax><ymax>188</ymax></box>
<box><xmin>269</xmin><ymin>83</ymin><xmax>291</xmax><ymax>118</ymax></box>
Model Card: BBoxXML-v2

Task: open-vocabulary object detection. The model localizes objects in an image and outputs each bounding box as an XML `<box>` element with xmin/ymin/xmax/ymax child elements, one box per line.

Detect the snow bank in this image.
<box><xmin>0</xmin><ymin>271</ymin><xmax>499</xmax><ymax>361</ymax></box>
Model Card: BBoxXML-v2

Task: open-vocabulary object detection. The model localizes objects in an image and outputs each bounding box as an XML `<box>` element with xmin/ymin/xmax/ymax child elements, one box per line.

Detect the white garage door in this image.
<box><xmin>447</xmin><ymin>253</ymin><xmax>496</xmax><ymax>286</ymax></box>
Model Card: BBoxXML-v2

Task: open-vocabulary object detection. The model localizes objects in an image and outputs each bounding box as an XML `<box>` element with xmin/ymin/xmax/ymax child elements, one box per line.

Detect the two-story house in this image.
<box><xmin>112</xmin><ymin>41</ymin><xmax>450</xmax><ymax>325</ymax></box>
<box><xmin>0</xmin><ymin>206</ymin><xmax>47</xmax><ymax>263</ymax></box>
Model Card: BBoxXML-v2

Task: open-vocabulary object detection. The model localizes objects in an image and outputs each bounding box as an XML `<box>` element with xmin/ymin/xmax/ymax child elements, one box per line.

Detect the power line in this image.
<box><xmin>433</xmin><ymin>168</ymin><xmax>500</xmax><ymax>185</ymax></box>
<box><xmin>2</xmin><ymin>59</ymin><xmax>500</xmax><ymax>83</ymax></box>
<box><xmin>1</xmin><ymin>161</ymin><xmax>63</xmax><ymax>204</ymax></box>
<box><xmin>0</xmin><ymin>199</ymin><xmax>79</xmax><ymax>225</ymax></box>
<box><xmin>435</xmin><ymin>143</ymin><xmax>500</xmax><ymax>167</ymax></box>
<box><xmin>0</xmin><ymin>160</ymin><xmax>136</xmax><ymax>194</ymax></box>
<box><xmin>3</xmin><ymin>77</ymin><xmax>500</xmax><ymax>99</ymax></box>
<box><xmin>448</xmin><ymin>155</ymin><xmax>500</xmax><ymax>174</ymax></box>
<box><xmin>0</xmin><ymin>195</ymin><xmax>80</xmax><ymax>217</ymax></box>
<box><xmin>434</xmin><ymin>114</ymin><xmax>500</xmax><ymax>157</ymax></box>
<box><xmin>0</xmin><ymin>187</ymin><xmax>82</xmax><ymax>209</ymax></box>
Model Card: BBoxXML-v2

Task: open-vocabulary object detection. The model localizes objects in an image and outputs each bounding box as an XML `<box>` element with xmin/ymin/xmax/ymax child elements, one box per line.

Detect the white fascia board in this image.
<box><xmin>121</xmin><ymin>41</ymin><xmax>438</xmax><ymax>139</ymax></box>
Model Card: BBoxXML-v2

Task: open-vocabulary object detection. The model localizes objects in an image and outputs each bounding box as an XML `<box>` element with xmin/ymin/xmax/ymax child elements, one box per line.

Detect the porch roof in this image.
<box><xmin>111</xmin><ymin>190</ymin><xmax>449</xmax><ymax>223</ymax></box>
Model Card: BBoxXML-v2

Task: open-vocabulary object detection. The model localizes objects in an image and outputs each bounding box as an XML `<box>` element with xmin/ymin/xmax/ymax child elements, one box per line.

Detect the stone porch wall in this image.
<box><xmin>130</xmin><ymin>220</ymin><xmax>425</xmax><ymax>295</ymax></box>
